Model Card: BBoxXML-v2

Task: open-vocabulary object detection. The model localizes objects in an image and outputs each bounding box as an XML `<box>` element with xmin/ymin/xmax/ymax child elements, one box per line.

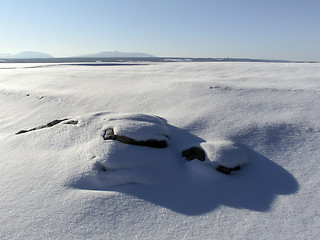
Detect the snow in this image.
<box><xmin>201</xmin><ymin>141</ymin><xmax>249</xmax><ymax>168</ymax></box>
<box><xmin>0</xmin><ymin>62</ymin><xmax>320</xmax><ymax>239</ymax></box>
<box><xmin>109</xmin><ymin>113</ymin><xmax>170</xmax><ymax>141</ymax></box>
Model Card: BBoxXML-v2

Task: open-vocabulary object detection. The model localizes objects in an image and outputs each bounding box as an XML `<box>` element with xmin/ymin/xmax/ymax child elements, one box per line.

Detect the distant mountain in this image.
<box><xmin>76</xmin><ymin>51</ymin><xmax>155</xmax><ymax>58</ymax></box>
<box><xmin>0</xmin><ymin>51</ymin><xmax>54</xmax><ymax>59</ymax></box>
<box><xmin>0</xmin><ymin>53</ymin><xmax>12</xmax><ymax>58</ymax></box>
<box><xmin>12</xmin><ymin>51</ymin><xmax>54</xmax><ymax>58</ymax></box>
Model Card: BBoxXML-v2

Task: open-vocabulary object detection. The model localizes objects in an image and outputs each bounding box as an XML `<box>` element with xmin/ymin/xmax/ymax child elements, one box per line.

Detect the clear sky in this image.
<box><xmin>1</xmin><ymin>0</ymin><xmax>319</xmax><ymax>61</ymax></box>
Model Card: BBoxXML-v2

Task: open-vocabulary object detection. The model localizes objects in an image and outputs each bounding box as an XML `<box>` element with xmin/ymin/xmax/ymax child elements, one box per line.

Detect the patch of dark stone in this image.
<box><xmin>182</xmin><ymin>146</ymin><xmax>242</xmax><ymax>174</ymax></box>
<box><xmin>182</xmin><ymin>147</ymin><xmax>206</xmax><ymax>161</ymax></box>
<box><xmin>103</xmin><ymin>128</ymin><xmax>117</xmax><ymax>140</ymax></box>
<box><xmin>16</xmin><ymin>118</ymin><xmax>78</xmax><ymax>135</ymax></box>
<box><xmin>216</xmin><ymin>165</ymin><xmax>241</xmax><ymax>175</ymax></box>
<box><xmin>103</xmin><ymin>128</ymin><xmax>168</xmax><ymax>148</ymax></box>
<box><xmin>46</xmin><ymin>119</ymin><xmax>69</xmax><ymax>127</ymax></box>
<box><xmin>64</xmin><ymin>120</ymin><xmax>78</xmax><ymax>125</ymax></box>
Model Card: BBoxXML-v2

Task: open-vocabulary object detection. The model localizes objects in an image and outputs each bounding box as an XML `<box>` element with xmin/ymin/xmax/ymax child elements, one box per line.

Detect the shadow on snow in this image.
<box><xmin>71</xmin><ymin>123</ymin><xmax>299</xmax><ymax>216</ymax></box>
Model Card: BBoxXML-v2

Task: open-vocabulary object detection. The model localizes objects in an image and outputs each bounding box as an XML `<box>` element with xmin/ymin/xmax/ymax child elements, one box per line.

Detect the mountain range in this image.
<box><xmin>0</xmin><ymin>51</ymin><xmax>155</xmax><ymax>59</ymax></box>
<box><xmin>75</xmin><ymin>51</ymin><xmax>155</xmax><ymax>58</ymax></box>
<box><xmin>0</xmin><ymin>51</ymin><xmax>54</xmax><ymax>59</ymax></box>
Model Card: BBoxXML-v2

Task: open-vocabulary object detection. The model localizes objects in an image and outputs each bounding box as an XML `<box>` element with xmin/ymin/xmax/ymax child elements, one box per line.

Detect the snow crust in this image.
<box><xmin>1</xmin><ymin>62</ymin><xmax>319</xmax><ymax>239</ymax></box>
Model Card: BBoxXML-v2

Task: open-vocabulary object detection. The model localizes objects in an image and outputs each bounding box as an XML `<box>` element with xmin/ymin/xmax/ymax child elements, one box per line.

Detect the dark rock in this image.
<box><xmin>16</xmin><ymin>118</ymin><xmax>69</xmax><ymax>135</ymax></box>
<box><xmin>46</xmin><ymin>119</ymin><xmax>68</xmax><ymax>127</ymax></box>
<box><xmin>103</xmin><ymin>128</ymin><xmax>167</xmax><ymax>148</ymax></box>
<box><xmin>103</xmin><ymin>128</ymin><xmax>117</xmax><ymax>140</ymax></box>
<box><xmin>16</xmin><ymin>130</ymin><xmax>30</xmax><ymax>135</ymax></box>
<box><xmin>64</xmin><ymin>120</ymin><xmax>78</xmax><ymax>125</ymax></box>
<box><xmin>182</xmin><ymin>147</ymin><xmax>206</xmax><ymax>161</ymax></box>
<box><xmin>117</xmin><ymin>135</ymin><xmax>168</xmax><ymax>148</ymax></box>
<box><xmin>216</xmin><ymin>165</ymin><xmax>241</xmax><ymax>175</ymax></box>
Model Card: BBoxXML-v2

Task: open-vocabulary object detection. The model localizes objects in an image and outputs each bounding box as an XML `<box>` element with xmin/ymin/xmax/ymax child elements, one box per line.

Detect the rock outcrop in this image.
<box><xmin>103</xmin><ymin>127</ymin><xmax>168</xmax><ymax>148</ymax></box>
<box><xmin>182</xmin><ymin>147</ymin><xmax>206</xmax><ymax>161</ymax></box>
<box><xmin>15</xmin><ymin>118</ymin><xmax>74</xmax><ymax>134</ymax></box>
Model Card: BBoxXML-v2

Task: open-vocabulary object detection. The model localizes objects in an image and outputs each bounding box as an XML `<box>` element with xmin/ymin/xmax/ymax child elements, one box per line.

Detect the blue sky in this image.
<box><xmin>1</xmin><ymin>0</ymin><xmax>319</xmax><ymax>61</ymax></box>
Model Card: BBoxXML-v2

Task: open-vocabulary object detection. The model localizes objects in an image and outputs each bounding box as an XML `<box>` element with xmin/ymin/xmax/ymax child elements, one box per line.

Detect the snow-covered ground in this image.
<box><xmin>1</xmin><ymin>62</ymin><xmax>319</xmax><ymax>239</ymax></box>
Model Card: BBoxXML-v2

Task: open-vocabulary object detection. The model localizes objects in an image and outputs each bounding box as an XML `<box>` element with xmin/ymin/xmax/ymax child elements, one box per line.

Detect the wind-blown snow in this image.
<box><xmin>0</xmin><ymin>62</ymin><xmax>319</xmax><ymax>239</ymax></box>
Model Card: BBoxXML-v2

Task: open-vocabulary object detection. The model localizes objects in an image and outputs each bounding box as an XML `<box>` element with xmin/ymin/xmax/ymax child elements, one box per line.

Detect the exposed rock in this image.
<box><xmin>16</xmin><ymin>118</ymin><xmax>69</xmax><ymax>134</ymax></box>
<box><xmin>182</xmin><ymin>147</ymin><xmax>206</xmax><ymax>161</ymax></box>
<box><xmin>15</xmin><ymin>130</ymin><xmax>30</xmax><ymax>135</ymax></box>
<box><xmin>103</xmin><ymin>128</ymin><xmax>167</xmax><ymax>148</ymax></box>
<box><xmin>117</xmin><ymin>135</ymin><xmax>168</xmax><ymax>148</ymax></box>
<box><xmin>46</xmin><ymin>119</ymin><xmax>68</xmax><ymax>127</ymax></box>
<box><xmin>64</xmin><ymin>120</ymin><xmax>78</xmax><ymax>125</ymax></box>
<box><xmin>216</xmin><ymin>165</ymin><xmax>241</xmax><ymax>175</ymax></box>
<box><xmin>103</xmin><ymin>128</ymin><xmax>117</xmax><ymax>140</ymax></box>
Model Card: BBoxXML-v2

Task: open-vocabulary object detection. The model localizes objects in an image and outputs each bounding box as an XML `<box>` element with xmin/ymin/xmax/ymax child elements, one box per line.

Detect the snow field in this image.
<box><xmin>0</xmin><ymin>62</ymin><xmax>319</xmax><ymax>239</ymax></box>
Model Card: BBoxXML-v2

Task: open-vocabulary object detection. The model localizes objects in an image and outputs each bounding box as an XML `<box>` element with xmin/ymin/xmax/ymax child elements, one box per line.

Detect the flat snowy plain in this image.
<box><xmin>0</xmin><ymin>62</ymin><xmax>319</xmax><ymax>239</ymax></box>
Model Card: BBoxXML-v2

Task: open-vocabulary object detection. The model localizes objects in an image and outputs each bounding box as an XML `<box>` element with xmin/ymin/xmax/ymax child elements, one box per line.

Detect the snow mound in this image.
<box><xmin>201</xmin><ymin>141</ymin><xmax>249</xmax><ymax>168</ymax></box>
<box><xmin>26</xmin><ymin>112</ymin><xmax>248</xmax><ymax>190</ymax></box>
<box><xmin>109</xmin><ymin>113</ymin><xmax>170</xmax><ymax>141</ymax></box>
<box><xmin>12</xmin><ymin>110</ymin><xmax>297</xmax><ymax>198</ymax></box>
<box><xmin>68</xmin><ymin>112</ymin><xmax>199</xmax><ymax>189</ymax></box>
<box><xmin>62</xmin><ymin>112</ymin><xmax>296</xmax><ymax>214</ymax></box>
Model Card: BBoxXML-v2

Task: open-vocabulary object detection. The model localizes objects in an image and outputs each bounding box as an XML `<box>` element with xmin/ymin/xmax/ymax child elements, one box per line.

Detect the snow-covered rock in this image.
<box><xmin>201</xmin><ymin>141</ymin><xmax>249</xmax><ymax>169</ymax></box>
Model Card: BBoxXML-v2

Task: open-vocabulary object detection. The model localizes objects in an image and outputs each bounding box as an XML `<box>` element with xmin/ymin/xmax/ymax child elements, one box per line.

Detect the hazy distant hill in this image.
<box><xmin>0</xmin><ymin>51</ymin><xmax>54</xmax><ymax>59</ymax></box>
<box><xmin>76</xmin><ymin>51</ymin><xmax>155</xmax><ymax>58</ymax></box>
<box><xmin>0</xmin><ymin>53</ymin><xmax>11</xmax><ymax>58</ymax></box>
